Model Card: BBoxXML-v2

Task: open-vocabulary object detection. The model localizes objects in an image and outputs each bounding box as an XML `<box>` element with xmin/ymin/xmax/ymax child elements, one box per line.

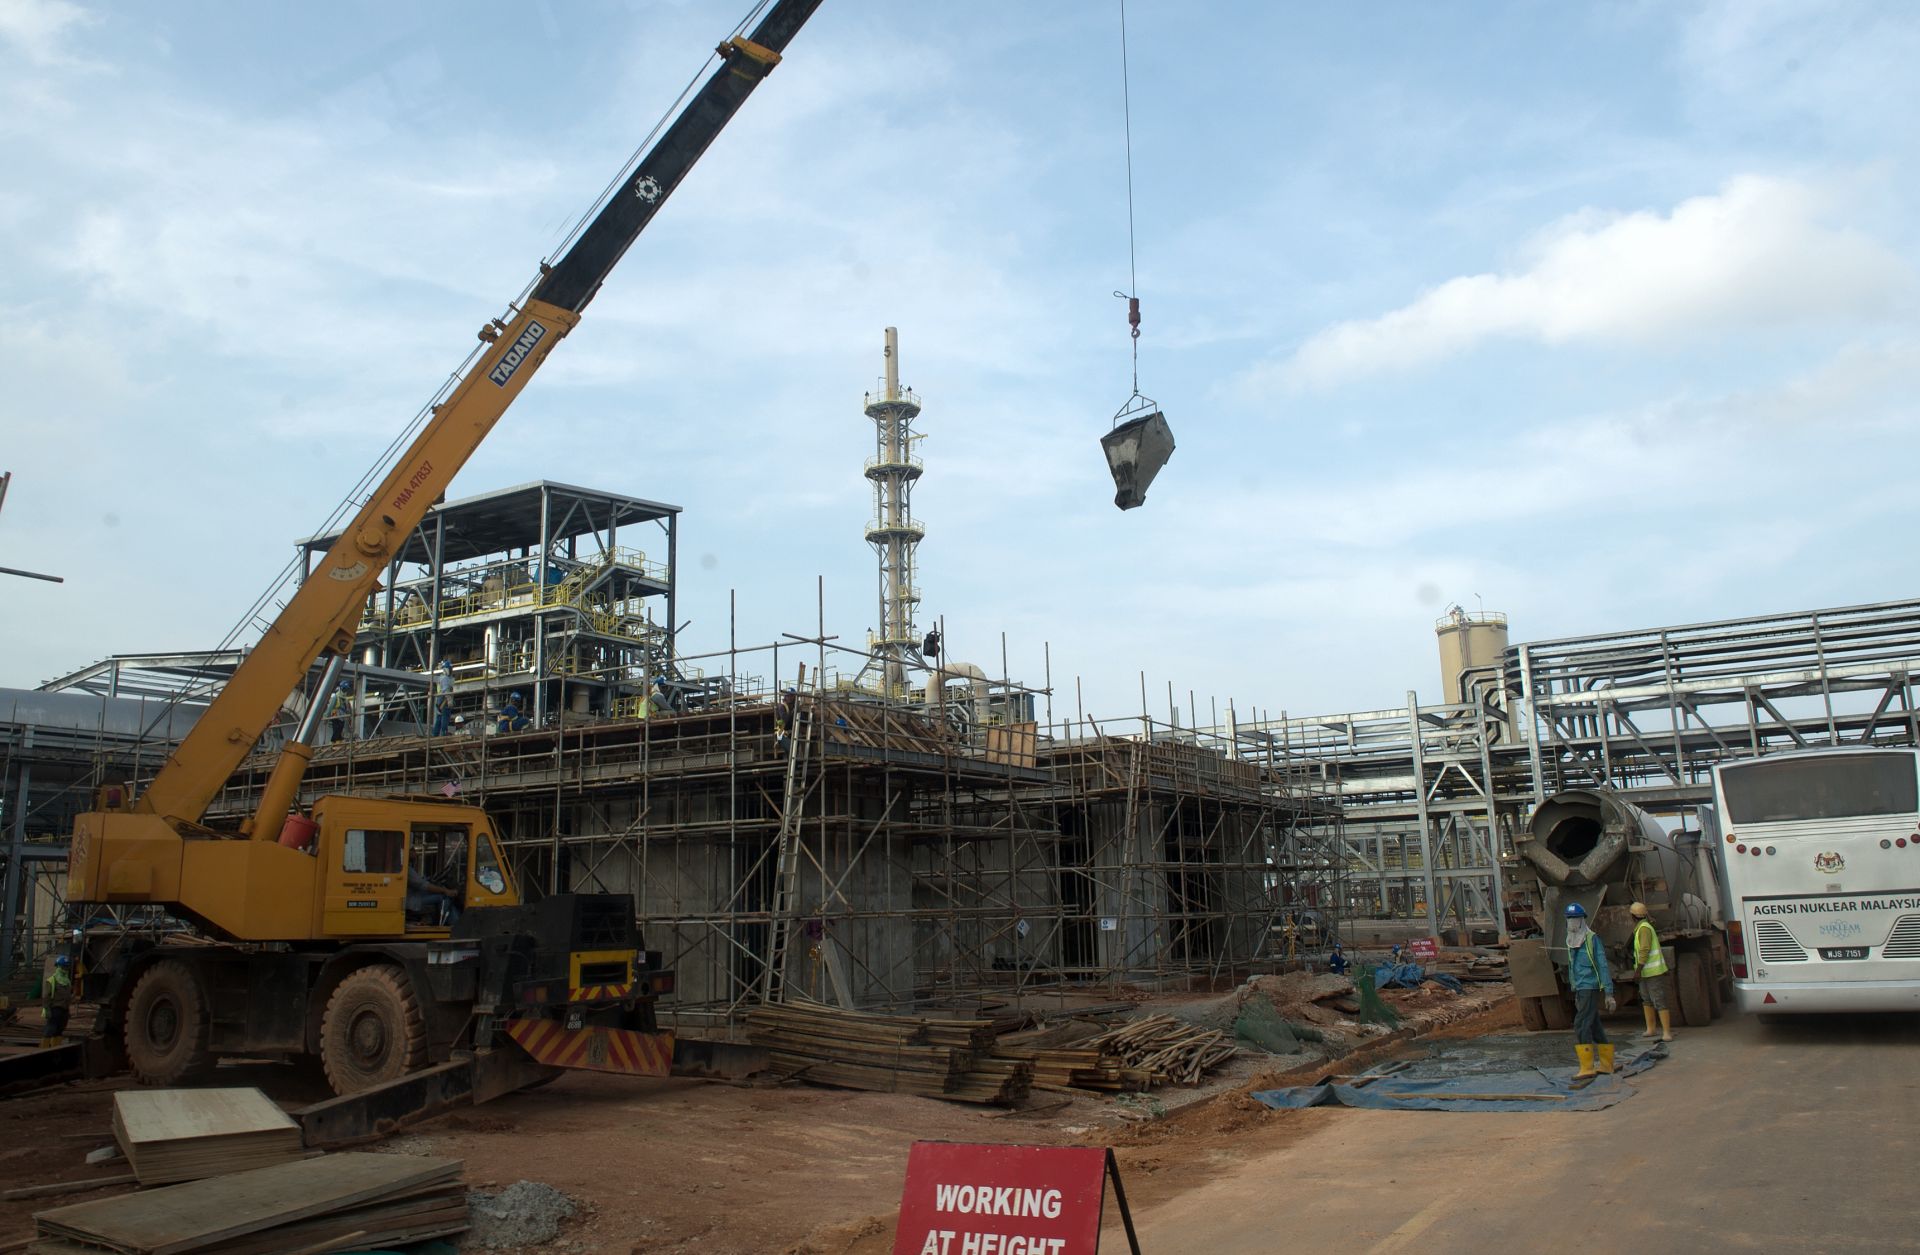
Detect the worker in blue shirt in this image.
<box><xmin>1565</xmin><ymin>902</ymin><xmax>1616</xmax><ymax>1079</ymax></box>
<box><xmin>1327</xmin><ymin>941</ymin><xmax>1350</xmax><ymax>977</ymax></box>
<box><xmin>498</xmin><ymin>692</ymin><xmax>531</xmax><ymax>734</ymax></box>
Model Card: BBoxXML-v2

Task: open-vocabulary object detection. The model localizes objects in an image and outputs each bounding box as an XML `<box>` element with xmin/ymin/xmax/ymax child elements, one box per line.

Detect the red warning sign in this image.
<box><xmin>891</xmin><ymin>1142</ymin><xmax>1134</xmax><ymax>1255</ymax></box>
<box><xmin>1408</xmin><ymin>936</ymin><xmax>1439</xmax><ymax>961</ymax></box>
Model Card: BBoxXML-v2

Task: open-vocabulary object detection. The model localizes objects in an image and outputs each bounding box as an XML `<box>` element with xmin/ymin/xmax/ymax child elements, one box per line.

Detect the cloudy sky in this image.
<box><xmin>3</xmin><ymin>0</ymin><xmax>1917</xmax><ymax>727</ymax></box>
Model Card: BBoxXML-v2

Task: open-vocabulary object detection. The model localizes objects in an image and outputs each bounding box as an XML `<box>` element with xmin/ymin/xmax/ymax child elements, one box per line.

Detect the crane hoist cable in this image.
<box><xmin>1099</xmin><ymin>0</ymin><xmax>1176</xmax><ymax>510</ymax></box>
<box><xmin>1113</xmin><ymin>0</ymin><xmax>1149</xmax><ymax>418</ymax></box>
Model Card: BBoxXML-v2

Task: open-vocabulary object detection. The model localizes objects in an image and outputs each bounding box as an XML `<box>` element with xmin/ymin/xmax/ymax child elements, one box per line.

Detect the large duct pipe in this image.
<box><xmin>926</xmin><ymin>661</ymin><xmax>989</xmax><ymax>729</ymax></box>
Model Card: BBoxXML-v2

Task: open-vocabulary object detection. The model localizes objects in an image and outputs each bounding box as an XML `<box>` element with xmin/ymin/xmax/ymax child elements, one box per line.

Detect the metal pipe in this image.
<box><xmin>246</xmin><ymin>655</ymin><xmax>346</xmax><ymax>840</ymax></box>
<box><xmin>2</xmin><ymin>753</ymin><xmax>32</xmax><ymax>976</ymax></box>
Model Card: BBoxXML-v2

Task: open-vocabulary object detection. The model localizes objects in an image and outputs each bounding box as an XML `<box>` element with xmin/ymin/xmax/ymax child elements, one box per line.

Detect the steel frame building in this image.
<box><xmin>298</xmin><ymin>481</ymin><xmax>681</xmax><ymax>733</ymax></box>
<box><xmin>1231</xmin><ymin>597</ymin><xmax>1920</xmax><ymax>934</ymax></box>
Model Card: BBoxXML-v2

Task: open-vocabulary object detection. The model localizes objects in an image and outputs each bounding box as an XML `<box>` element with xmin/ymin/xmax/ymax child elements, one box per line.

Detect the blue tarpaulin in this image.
<box><xmin>1253</xmin><ymin>1044</ymin><xmax>1666</xmax><ymax>1113</ymax></box>
<box><xmin>1372</xmin><ymin>963</ymin><xmax>1464</xmax><ymax>993</ymax></box>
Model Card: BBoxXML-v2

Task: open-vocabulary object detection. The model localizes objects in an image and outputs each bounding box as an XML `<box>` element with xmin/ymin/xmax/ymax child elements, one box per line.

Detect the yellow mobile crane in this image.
<box><xmin>57</xmin><ymin>0</ymin><xmax>824</xmax><ymax>1120</ymax></box>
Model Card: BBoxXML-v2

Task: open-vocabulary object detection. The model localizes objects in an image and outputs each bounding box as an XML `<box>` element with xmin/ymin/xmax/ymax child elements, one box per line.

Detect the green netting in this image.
<box><xmin>1356</xmin><ymin>969</ymin><xmax>1401</xmax><ymax>1028</ymax></box>
<box><xmin>1234</xmin><ymin>997</ymin><xmax>1302</xmax><ymax>1053</ymax></box>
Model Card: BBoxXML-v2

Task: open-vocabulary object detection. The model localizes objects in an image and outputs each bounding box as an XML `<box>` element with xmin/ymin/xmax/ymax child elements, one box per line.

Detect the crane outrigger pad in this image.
<box><xmin>1101</xmin><ymin>409</ymin><xmax>1175</xmax><ymax>510</ymax></box>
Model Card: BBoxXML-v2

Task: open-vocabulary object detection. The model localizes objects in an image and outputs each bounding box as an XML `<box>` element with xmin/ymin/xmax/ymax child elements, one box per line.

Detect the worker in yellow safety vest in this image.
<box><xmin>1630</xmin><ymin>902</ymin><xmax>1674</xmax><ymax>1043</ymax></box>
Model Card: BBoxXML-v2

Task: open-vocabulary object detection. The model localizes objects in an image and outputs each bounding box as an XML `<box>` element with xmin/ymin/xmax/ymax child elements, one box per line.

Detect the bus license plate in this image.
<box><xmin>1819</xmin><ymin>947</ymin><xmax>1869</xmax><ymax>961</ymax></box>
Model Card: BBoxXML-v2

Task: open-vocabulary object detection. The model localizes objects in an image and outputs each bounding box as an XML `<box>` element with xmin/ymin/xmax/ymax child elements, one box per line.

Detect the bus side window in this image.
<box><xmin>344</xmin><ymin>829</ymin><xmax>404</xmax><ymax>875</ymax></box>
<box><xmin>473</xmin><ymin>833</ymin><xmax>507</xmax><ymax>896</ymax></box>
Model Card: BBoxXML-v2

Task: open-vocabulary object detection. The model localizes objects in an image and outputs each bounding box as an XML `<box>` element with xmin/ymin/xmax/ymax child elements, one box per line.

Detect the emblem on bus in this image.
<box><xmin>1813</xmin><ymin>851</ymin><xmax>1845</xmax><ymax>875</ymax></box>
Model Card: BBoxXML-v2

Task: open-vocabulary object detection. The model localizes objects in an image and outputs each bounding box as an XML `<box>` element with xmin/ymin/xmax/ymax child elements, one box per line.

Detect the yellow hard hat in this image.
<box><xmin>1629</xmin><ymin>902</ymin><xmax>1649</xmax><ymax>918</ymax></box>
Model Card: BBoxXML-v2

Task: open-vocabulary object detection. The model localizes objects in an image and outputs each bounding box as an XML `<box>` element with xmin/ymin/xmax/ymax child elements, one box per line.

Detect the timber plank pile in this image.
<box><xmin>745</xmin><ymin>1003</ymin><xmax>1030</xmax><ymax>1105</ymax></box>
<box><xmin>988</xmin><ymin>1018</ymin><xmax>1156</xmax><ymax>1093</ymax></box>
<box><xmin>112</xmin><ymin>1089</ymin><xmax>306</xmax><ymax>1185</ymax></box>
<box><xmin>1085</xmin><ymin>1015</ymin><xmax>1237</xmax><ymax>1085</ymax></box>
<box><xmin>749</xmin><ymin>1002</ymin><xmax>1240</xmax><ymax>1101</ymax></box>
<box><xmin>989</xmin><ymin>1043</ymin><xmax>1157</xmax><ymax>1093</ymax></box>
<box><xmin>29</xmin><ymin>1152</ymin><xmax>466</xmax><ymax>1255</ymax></box>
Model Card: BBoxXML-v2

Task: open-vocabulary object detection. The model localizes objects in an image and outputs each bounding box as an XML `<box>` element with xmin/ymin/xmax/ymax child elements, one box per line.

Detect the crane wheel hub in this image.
<box><xmin>144</xmin><ymin>1001</ymin><xmax>180</xmax><ymax>1049</ymax></box>
<box><xmin>348</xmin><ymin>1011</ymin><xmax>389</xmax><ymax>1061</ymax></box>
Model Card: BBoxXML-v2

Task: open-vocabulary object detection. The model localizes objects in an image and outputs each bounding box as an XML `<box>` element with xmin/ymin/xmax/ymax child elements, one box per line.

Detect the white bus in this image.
<box><xmin>1713</xmin><ymin>747</ymin><xmax>1920</xmax><ymax>1014</ymax></box>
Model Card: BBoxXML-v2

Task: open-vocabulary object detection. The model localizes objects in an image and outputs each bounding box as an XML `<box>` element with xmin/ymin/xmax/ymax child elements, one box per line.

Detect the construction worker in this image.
<box><xmin>1631</xmin><ymin>902</ymin><xmax>1674</xmax><ymax>1043</ymax></box>
<box><xmin>40</xmin><ymin>955</ymin><xmax>72</xmax><ymax>1048</ymax></box>
<box><xmin>775</xmin><ymin>686</ymin><xmax>798</xmax><ymax>746</ymax></box>
<box><xmin>1565</xmin><ymin>902</ymin><xmax>1616</xmax><ymax>1079</ymax></box>
<box><xmin>1327</xmin><ymin>940</ymin><xmax>1350</xmax><ymax>976</ymax></box>
<box><xmin>325</xmin><ymin>679</ymin><xmax>353</xmax><ymax>743</ymax></box>
<box><xmin>498</xmin><ymin>692</ymin><xmax>531</xmax><ymax>734</ymax></box>
<box><xmin>431</xmin><ymin>660</ymin><xmax>455</xmax><ymax>736</ymax></box>
<box><xmin>406</xmin><ymin>845</ymin><xmax>465</xmax><ymax>927</ymax></box>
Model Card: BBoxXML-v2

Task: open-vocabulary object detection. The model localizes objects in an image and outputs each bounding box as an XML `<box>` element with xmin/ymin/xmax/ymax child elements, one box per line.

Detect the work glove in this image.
<box><xmin>1605</xmin><ymin>995</ymin><xmax>1617</xmax><ymax>1013</ymax></box>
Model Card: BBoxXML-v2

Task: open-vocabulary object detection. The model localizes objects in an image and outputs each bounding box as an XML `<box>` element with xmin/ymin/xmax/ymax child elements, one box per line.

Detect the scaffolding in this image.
<box><xmin>202</xmin><ymin>603</ymin><xmax>1341</xmax><ymax>1029</ymax></box>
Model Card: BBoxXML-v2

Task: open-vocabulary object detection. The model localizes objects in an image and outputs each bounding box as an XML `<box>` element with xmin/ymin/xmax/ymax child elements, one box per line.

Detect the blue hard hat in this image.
<box><xmin>511</xmin><ymin>691</ymin><xmax>523</xmax><ymax>701</ymax></box>
<box><xmin>54</xmin><ymin>955</ymin><xmax>70</xmax><ymax>967</ymax></box>
<box><xmin>1564</xmin><ymin>902</ymin><xmax>1588</xmax><ymax>919</ymax></box>
<box><xmin>338</xmin><ymin>679</ymin><xmax>351</xmax><ymax>689</ymax></box>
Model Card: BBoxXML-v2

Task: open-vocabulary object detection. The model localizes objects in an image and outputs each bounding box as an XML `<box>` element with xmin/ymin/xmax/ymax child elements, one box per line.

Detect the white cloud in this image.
<box><xmin>0</xmin><ymin>0</ymin><xmax>94</xmax><ymax>66</ymax></box>
<box><xmin>1278</xmin><ymin>175</ymin><xmax>1905</xmax><ymax>387</ymax></box>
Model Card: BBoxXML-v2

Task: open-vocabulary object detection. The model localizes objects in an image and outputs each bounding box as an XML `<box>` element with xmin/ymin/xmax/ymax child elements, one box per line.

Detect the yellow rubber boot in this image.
<box><xmin>1595</xmin><ymin>1043</ymin><xmax>1615</xmax><ymax>1074</ymax></box>
<box><xmin>1574</xmin><ymin>1043</ymin><xmax>1597</xmax><ymax>1079</ymax></box>
<box><xmin>1642</xmin><ymin>1004</ymin><xmax>1659</xmax><ymax>1037</ymax></box>
<box><xmin>1659</xmin><ymin>1010</ymin><xmax>1673</xmax><ymax>1043</ymax></box>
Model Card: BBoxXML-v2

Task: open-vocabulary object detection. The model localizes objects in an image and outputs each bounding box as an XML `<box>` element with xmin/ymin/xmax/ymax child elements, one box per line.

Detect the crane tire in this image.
<box><xmin>125</xmin><ymin>960</ymin><xmax>217</xmax><ymax>1086</ymax></box>
<box><xmin>320</xmin><ymin>965</ymin><xmax>428</xmax><ymax>1096</ymax></box>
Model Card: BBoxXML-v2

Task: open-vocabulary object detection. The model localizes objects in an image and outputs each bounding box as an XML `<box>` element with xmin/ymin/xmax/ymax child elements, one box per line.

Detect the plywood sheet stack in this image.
<box><xmin>111</xmin><ymin>1089</ymin><xmax>306</xmax><ymax>1186</ymax></box>
<box><xmin>745</xmin><ymin>1002</ymin><xmax>1030</xmax><ymax>1106</ymax></box>
<box><xmin>30</xmin><ymin>1152</ymin><xmax>466</xmax><ymax>1254</ymax></box>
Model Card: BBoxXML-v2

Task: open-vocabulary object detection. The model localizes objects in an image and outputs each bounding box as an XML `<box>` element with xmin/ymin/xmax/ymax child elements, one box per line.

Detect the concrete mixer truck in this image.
<box><xmin>1507</xmin><ymin>788</ymin><xmax>1733</xmax><ymax>1032</ymax></box>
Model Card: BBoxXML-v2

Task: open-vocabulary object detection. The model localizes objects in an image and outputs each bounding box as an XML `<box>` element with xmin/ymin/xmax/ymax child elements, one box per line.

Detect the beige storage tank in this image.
<box><xmin>1436</xmin><ymin>607</ymin><xmax>1508</xmax><ymax>705</ymax></box>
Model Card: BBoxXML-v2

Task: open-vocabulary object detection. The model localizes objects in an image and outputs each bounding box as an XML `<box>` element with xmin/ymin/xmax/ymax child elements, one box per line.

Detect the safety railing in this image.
<box><xmin>863</xmin><ymin>452</ymin><xmax>924</xmax><ymax>476</ymax></box>
<box><xmin>358</xmin><ymin>547</ymin><xmax>669</xmax><ymax>635</ymax></box>
<box><xmin>863</xmin><ymin>516</ymin><xmax>925</xmax><ymax>537</ymax></box>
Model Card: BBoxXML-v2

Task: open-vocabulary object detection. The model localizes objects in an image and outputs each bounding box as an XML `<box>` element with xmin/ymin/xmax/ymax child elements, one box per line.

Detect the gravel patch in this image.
<box><xmin>466</xmin><ymin>1180</ymin><xmax>579</xmax><ymax>1249</ymax></box>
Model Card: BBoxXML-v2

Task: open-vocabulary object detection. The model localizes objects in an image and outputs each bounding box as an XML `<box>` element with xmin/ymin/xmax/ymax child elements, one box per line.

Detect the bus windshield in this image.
<box><xmin>1719</xmin><ymin>754</ymin><xmax>1919</xmax><ymax>825</ymax></box>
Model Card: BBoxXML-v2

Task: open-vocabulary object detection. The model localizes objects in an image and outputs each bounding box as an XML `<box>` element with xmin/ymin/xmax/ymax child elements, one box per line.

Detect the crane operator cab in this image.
<box><xmin>319</xmin><ymin>797</ymin><xmax>516</xmax><ymax>939</ymax></box>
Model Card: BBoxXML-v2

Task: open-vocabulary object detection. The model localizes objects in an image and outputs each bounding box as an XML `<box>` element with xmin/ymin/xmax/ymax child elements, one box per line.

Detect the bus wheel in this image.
<box><xmin>320</xmin><ymin>965</ymin><xmax>428</xmax><ymax>1096</ymax></box>
<box><xmin>1519</xmin><ymin>996</ymin><xmax>1549</xmax><ymax>1032</ymax></box>
<box><xmin>1674</xmin><ymin>951</ymin><xmax>1712</xmax><ymax>1027</ymax></box>
<box><xmin>125</xmin><ymin>960</ymin><xmax>217</xmax><ymax>1086</ymax></box>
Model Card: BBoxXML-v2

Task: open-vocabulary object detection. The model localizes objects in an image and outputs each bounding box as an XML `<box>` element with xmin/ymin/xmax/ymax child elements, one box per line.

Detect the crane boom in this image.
<box><xmin>134</xmin><ymin>0</ymin><xmax>824</xmax><ymax>833</ymax></box>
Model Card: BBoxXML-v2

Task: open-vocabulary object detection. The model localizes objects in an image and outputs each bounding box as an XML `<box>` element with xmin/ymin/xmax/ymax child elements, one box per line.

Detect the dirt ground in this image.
<box><xmin>0</xmin><ymin>987</ymin><xmax>1514</xmax><ymax>1253</ymax></box>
